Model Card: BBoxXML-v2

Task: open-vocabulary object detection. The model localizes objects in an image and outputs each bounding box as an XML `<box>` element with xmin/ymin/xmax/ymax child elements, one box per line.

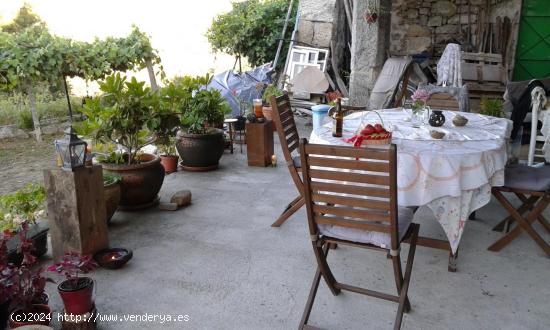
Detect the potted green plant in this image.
<box><xmin>0</xmin><ymin>184</ymin><xmax>49</xmax><ymax>264</ymax></box>
<box><xmin>47</xmin><ymin>252</ymin><xmax>97</xmax><ymax>316</ymax></box>
<box><xmin>261</xmin><ymin>84</ymin><xmax>284</xmax><ymax>121</ymax></box>
<box><xmin>175</xmin><ymin>75</ymin><xmax>231</xmax><ymax>171</ymax></box>
<box><xmin>157</xmin><ymin>136</ymin><xmax>179</xmax><ymax>173</ymax></box>
<box><xmin>480</xmin><ymin>97</ymin><xmax>504</xmax><ymax>117</ymax></box>
<box><xmin>154</xmin><ymin>80</ymin><xmax>192</xmax><ymax>173</ymax></box>
<box><xmin>79</xmin><ymin>73</ymin><xmax>165</xmax><ymax>209</ymax></box>
<box><xmin>102</xmin><ymin>172</ymin><xmax>121</xmax><ymax>224</ymax></box>
<box><xmin>3</xmin><ymin>223</ymin><xmax>52</xmax><ymax>328</ymax></box>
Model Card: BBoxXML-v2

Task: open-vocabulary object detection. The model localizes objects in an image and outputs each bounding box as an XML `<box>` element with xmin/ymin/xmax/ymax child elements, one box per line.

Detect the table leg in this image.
<box><xmin>403</xmin><ymin>236</ymin><xmax>457</xmax><ymax>272</ymax></box>
<box><xmin>229</xmin><ymin>123</ymin><xmax>234</xmax><ymax>154</ymax></box>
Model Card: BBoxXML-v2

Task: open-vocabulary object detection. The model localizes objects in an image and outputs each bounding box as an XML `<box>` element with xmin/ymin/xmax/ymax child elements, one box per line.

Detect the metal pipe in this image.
<box><xmin>273</xmin><ymin>0</ymin><xmax>295</xmax><ymax>70</ymax></box>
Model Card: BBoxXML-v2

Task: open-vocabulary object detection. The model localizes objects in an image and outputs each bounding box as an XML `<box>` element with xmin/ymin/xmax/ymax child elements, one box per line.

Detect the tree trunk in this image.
<box><xmin>145</xmin><ymin>58</ymin><xmax>158</xmax><ymax>92</ymax></box>
<box><xmin>26</xmin><ymin>84</ymin><xmax>42</xmax><ymax>142</ymax></box>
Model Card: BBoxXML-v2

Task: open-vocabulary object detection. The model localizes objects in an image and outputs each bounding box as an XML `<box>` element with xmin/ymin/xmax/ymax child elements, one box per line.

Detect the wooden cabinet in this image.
<box><xmin>246</xmin><ymin>121</ymin><xmax>274</xmax><ymax>167</ymax></box>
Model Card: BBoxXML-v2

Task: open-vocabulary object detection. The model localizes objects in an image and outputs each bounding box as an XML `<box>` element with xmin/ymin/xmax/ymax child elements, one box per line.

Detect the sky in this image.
<box><xmin>0</xmin><ymin>0</ymin><xmax>237</xmax><ymax>95</ymax></box>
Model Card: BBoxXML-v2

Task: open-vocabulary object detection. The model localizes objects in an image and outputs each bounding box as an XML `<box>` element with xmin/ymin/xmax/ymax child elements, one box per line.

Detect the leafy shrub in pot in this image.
<box><xmin>48</xmin><ymin>252</ymin><xmax>97</xmax><ymax>315</ymax></box>
<box><xmin>79</xmin><ymin>73</ymin><xmax>165</xmax><ymax>209</ymax></box>
<box><xmin>174</xmin><ymin>74</ymin><xmax>231</xmax><ymax>171</ymax></box>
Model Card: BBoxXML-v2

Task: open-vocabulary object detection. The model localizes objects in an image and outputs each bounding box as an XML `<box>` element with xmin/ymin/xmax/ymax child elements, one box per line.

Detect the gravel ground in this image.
<box><xmin>0</xmin><ymin>135</ymin><xmax>61</xmax><ymax>195</ymax></box>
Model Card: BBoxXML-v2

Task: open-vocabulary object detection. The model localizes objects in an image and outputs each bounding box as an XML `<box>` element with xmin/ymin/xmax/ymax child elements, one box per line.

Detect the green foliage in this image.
<box><xmin>102</xmin><ymin>172</ymin><xmax>122</xmax><ymax>186</ymax></box>
<box><xmin>177</xmin><ymin>75</ymin><xmax>231</xmax><ymax>134</ymax></box>
<box><xmin>262</xmin><ymin>84</ymin><xmax>283</xmax><ymax>104</ymax></box>
<box><xmin>0</xmin><ymin>183</ymin><xmax>45</xmax><ymax>232</ymax></box>
<box><xmin>480</xmin><ymin>97</ymin><xmax>504</xmax><ymax>118</ymax></box>
<box><xmin>1</xmin><ymin>3</ymin><xmax>45</xmax><ymax>34</ymax></box>
<box><xmin>207</xmin><ymin>0</ymin><xmax>296</xmax><ymax>68</ymax></box>
<box><xmin>78</xmin><ymin>73</ymin><xmax>158</xmax><ymax>165</ymax></box>
<box><xmin>0</xmin><ymin>90</ymin><xmax>82</xmax><ymax>128</ymax></box>
<box><xmin>0</xmin><ymin>22</ymin><xmax>162</xmax><ymax>90</ymax></box>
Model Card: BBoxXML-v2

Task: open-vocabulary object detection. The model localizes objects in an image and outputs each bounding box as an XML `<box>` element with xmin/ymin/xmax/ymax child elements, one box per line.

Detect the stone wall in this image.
<box><xmin>390</xmin><ymin>0</ymin><xmax>521</xmax><ymax>57</ymax></box>
<box><xmin>295</xmin><ymin>0</ymin><xmax>338</xmax><ymax>48</ymax></box>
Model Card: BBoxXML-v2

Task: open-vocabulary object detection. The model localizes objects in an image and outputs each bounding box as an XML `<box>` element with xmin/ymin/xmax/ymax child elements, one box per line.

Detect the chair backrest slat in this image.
<box><xmin>300</xmin><ymin>140</ymin><xmax>400</xmax><ymax>248</ymax></box>
<box><xmin>271</xmin><ymin>94</ymin><xmax>300</xmax><ymax>164</ymax></box>
<box><xmin>312</xmin><ymin>192</ymin><xmax>391</xmax><ymax>211</ymax></box>
<box><xmin>316</xmin><ymin>215</ymin><xmax>391</xmax><ymax>233</ymax></box>
<box><xmin>310</xmin><ymin>181</ymin><xmax>390</xmax><ymax>199</ymax></box>
<box><xmin>308</xmin><ymin>156</ymin><xmax>390</xmax><ymax>173</ymax></box>
<box><xmin>309</xmin><ymin>169</ymin><xmax>390</xmax><ymax>186</ymax></box>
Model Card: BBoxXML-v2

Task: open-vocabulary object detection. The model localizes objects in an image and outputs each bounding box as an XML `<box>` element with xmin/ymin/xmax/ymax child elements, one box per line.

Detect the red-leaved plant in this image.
<box><xmin>1</xmin><ymin>223</ymin><xmax>51</xmax><ymax>312</ymax></box>
<box><xmin>47</xmin><ymin>252</ymin><xmax>97</xmax><ymax>290</ymax></box>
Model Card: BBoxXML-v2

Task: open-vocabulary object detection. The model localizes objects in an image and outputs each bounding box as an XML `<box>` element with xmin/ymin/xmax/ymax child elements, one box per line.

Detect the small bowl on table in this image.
<box><xmin>94</xmin><ymin>248</ymin><xmax>133</xmax><ymax>269</ymax></box>
<box><xmin>430</xmin><ymin>130</ymin><xmax>446</xmax><ymax>139</ymax></box>
<box><xmin>452</xmin><ymin>115</ymin><xmax>468</xmax><ymax>127</ymax></box>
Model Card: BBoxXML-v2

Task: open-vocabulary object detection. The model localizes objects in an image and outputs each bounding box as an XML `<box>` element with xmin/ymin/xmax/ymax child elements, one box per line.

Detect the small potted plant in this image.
<box><xmin>261</xmin><ymin>84</ymin><xmax>284</xmax><ymax>121</ymax></box>
<box><xmin>0</xmin><ymin>184</ymin><xmax>49</xmax><ymax>264</ymax></box>
<box><xmin>4</xmin><ymin>223</ymin><xmax>52</xmax><ymax>328</ymax></box>
<box><xmin>364</xmin><ymin>1</ymin><xmax>379</xmax><ymax>24</ymax></box>
<box><xmin>48</xmin><ymin>252</ymin><xmax>98</xmax><ymax>315</ymax></box>
<box><xmin>480</xmin><ymin>97</ymin><xmax>504</xmax><ymax>117</ymax></box>
<box><xmin>79</xmin><ymin>73</ymin><xmax>165</xmax><ymax>209</ymax></box>
<box><xmin>157</xmin><ymin>135</ymin><xmax>179</xmax><ymax>174</ymax></box>
<box><xmin>175</xmin><ymin>74</ymin><xmax>231</xmax><ymax>171</ymax></box>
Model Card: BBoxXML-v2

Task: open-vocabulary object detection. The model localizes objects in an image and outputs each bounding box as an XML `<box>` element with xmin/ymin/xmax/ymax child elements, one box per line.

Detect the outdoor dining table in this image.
<box><xmin>310</xmin><ymin>108</ymin><xmax>513</xmax><ymax>271</ymax></box>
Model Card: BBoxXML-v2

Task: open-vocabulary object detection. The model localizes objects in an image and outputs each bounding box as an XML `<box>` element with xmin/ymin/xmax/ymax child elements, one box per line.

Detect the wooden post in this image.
<box><xmin>26</xmin><ymin>84</ymin><xmax>42</xmax><ymax>143</ymax></box>
<box><xmin>145</xmin><ymin>58</ymin><xmax>158</xmax><ymax>92</ymax></box>
<box><xmin>43</xmin><ymin>165</ymin><xmax>109</xmax><ymax>261</ymax></box>
<box><xmin>246</xmin><ymin>121</ymin><xmax>274</xmax><ymax>167</ymax></box>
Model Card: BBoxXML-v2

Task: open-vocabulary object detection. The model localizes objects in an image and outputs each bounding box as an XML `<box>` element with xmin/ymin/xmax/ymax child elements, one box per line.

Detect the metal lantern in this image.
<box><xmin>54</xmin><ymin>74</ymin><xmax>87</xmax><ymax>171</ymax></box>
<box><xmin>55</xmin><ymin>127</ymin><xmax>87</xmax><ymax>171</ymax></box>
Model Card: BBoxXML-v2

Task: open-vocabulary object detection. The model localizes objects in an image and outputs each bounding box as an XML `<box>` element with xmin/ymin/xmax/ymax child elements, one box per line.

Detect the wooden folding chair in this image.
<box><xmin>270</xmin><ymin>94</ymin><xmax>305</xmax><ymax>227</ymax></box>
<box><xmin>488</xmin><ymin>164</ymin><xmax>550</xmax><ymax>255</ymax></box>
<box><xmin>298</xmin><ymin>140</ymin><xmax>420</xmax><ymax>330</ymax></box>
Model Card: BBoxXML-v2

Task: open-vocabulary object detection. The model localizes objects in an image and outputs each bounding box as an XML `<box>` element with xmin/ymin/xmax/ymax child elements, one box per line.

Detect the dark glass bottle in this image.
<box><xmin>332</xmin><ymin>98</ymin><xmax>343</xmax><ymax>137</ymax></box>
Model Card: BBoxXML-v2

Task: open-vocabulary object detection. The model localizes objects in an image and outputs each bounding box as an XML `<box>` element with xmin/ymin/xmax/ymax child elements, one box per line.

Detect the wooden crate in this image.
<box><xmin>246</xmin><ymin>121</ymin><xmax>274</xmax><ymax>167</ymax></box>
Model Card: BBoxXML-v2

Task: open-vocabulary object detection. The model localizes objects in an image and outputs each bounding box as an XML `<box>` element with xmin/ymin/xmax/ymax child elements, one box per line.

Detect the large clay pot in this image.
<box><xmin>104</xmin><ymin>181</ymin><xmax>121</xmax><ymax>223</ymax></box>
<box><xmin>101</xmin><ymin>153</ymin><xmax>165</xmax><ymax>210</ymax></box>
<box><xmin>176</xmin><ymin>129</ymin><xmax>224</xmax><ymax>171</ymax></box>
<box><xmin>9</xmin><ymin>304</ymin><xmax>51</xmax><ymax>328</ymax></box>
<box><xmin>58</xmin><ymin>278</ymin><xmax>93</xmax><ymax>315</ymax></box>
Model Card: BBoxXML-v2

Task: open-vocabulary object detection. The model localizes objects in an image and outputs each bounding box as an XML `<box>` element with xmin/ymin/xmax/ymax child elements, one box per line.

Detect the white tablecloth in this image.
<box><xmin>310</xmin><ymin>109</ymin><xmax>513</xmax><ymax>253</ymax></box>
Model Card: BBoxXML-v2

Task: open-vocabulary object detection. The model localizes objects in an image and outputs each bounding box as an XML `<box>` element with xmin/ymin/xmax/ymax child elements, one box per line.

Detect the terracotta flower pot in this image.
<box><xmin>364</xmin><ymin>11</ymin><xmax>378</xmax><ymax>24</ymax></box>
<box><xmin>101</xmin><ymin>153</ymin><xmax>165</xmax><ymax>210</ymax></box>
<box><xmin>58</xmin><ymin>278</ymin><xmax>94</xmax><ymax>316</ymax></box>
<box><xmin>104</xmin><ymin>181</ymin><xmax>121</xmax><ymax>224</ymax></box>
<box><xmin>176</xmin><ymin>129</ymin><xmax>225</xmax><ymax>171</ymax></box>
<box><xmin>160</xmin><ymin>155</ymin><xmax>179</xmax><ymax>173</ymax></box>
<box><xmin>262</xmin><ymin>106</ymin><xmax>273</xmax><ymax>121</ymax></box>
<box><xmin>9</xmin><ymin>304</ymin><xmax>51</xmax><ymax>328</ymax></box>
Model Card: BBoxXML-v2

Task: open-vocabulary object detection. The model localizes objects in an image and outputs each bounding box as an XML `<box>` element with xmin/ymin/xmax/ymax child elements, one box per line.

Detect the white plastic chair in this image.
<box><xmin>526</xmin><ymin>86</ymin><xmax>547</xmax><ymax>167</ymax></box>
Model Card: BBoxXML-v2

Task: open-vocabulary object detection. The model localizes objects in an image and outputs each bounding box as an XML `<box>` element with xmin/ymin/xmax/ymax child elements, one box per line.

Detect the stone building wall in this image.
<box><xmin>390</xmin><ymin>0</ymin><xmax>522</xmax><ymax>57</ymax></box>
<box><xmin>295</xmin><ymin>0</ymin><xmax>338</xmax><ymax>48</ymax></box>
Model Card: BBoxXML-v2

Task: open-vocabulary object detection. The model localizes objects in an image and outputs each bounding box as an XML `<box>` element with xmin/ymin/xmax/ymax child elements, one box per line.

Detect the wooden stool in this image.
<box><xmin>246</xmin><ymin>121</ymin><xmax>274</xmax><ymax>167</ymax></box>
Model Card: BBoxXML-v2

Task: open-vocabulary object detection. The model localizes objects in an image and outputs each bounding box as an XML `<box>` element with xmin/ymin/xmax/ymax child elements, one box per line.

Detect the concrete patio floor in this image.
<box><xmin>43</xmin><ymin>116</ymin><xmax>550</xmax><ymax>330</ymax></box>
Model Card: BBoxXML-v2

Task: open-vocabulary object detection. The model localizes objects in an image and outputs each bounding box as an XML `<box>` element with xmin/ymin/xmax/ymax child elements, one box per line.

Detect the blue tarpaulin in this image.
<box><xmin>206</xmin><ymin>64</ymin><xmax>273</xmax><ymax>117</ymax></box>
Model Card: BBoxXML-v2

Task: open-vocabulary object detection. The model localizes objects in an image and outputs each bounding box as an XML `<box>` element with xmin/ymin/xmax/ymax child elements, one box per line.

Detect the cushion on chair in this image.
<box><xmin>318</xmin><ymin>206</ymin><xmax>414</xmax><ymax>249</ymax></box>
<box><xmin>504</xmin><ymin>164</ymin><xmax>550</xmax><ymax>192</ymax></box>
<box><xmin>292</xmin><ymin>155</ymin><xmax>301</xmax><ymax>168</ymax></box>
